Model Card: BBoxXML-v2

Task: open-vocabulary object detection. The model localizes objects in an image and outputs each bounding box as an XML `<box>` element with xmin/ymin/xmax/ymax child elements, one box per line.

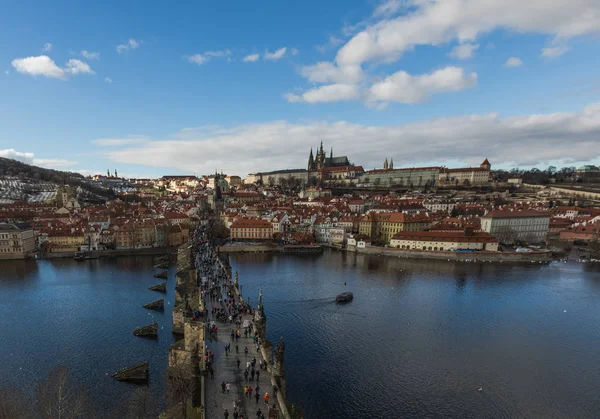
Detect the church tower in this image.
<box><xmin>480</xmin><ymin>158</ymin><xmax>491</xmax><ymax>171</ymax></box>
<box><xmin>389</xmin><ymin>158</ymin><xmax>394</xmax><ymax>169</ymax></box>
<box><xmin>384</xmin><ymin>158</ymin><xmax>389</xmax><ymax>170</ymax></box>
<box><xmin>308</xmin><ymin>148</ymin><xmax>315</xmax><ymax>171</ymax></box>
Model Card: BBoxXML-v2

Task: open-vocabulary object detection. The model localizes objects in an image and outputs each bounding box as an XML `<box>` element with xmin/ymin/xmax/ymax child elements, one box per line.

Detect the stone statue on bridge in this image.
<box><xmin>274</xmin><ymin>336</ymin><xmax>285</xmax><ymax>366</ymax></box>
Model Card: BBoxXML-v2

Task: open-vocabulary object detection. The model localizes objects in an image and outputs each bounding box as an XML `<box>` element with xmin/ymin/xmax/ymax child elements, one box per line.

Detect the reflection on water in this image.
<box><xmin>230</xmin><ymin>250</ymin><xmax>600</xmax><ymax>419</ymax></box>
<box><xmin>1</xmin><ymin>252</ymin><xmax>599</xmax><ymax>418</ymax></box>
<box><xmin>0</xmin><ymin>256</ymin><xmax>176</xmax><ymax>416</ymax></box>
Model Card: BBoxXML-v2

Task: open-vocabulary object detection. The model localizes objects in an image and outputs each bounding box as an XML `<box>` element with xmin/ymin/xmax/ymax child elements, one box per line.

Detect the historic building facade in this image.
<box><xmin>480</xmin><ymin>209</ymin><xmax>550</xmax><ymax>244</ymax></box>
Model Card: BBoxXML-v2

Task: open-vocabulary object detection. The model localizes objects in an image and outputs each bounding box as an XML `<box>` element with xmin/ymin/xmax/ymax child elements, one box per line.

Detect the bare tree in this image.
<box><xmin>0</xmin><ymin>386</ymin><xmax>30</xmax><ymax>419</ymax></box>
<box><xmin>36</xmin><ymin>366</ymin><xmax>91</xmax><ymax>419</ymax></box>
<box><xmin>124</xmin><ymin>387</ymin><xmax>157</xmax><ymax>419</ymax></box>
<box><xmin>166</xmin><ymin>360</ymin><xmax>197</xmax><ymax>419</ymax></box>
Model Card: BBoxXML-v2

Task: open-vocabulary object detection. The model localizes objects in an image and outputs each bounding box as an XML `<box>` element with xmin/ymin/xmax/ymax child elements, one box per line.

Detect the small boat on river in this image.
<box><xmin>336</xmin><ymin>292</ymin><xmax>353</xmax><ymax>303</ymax></box>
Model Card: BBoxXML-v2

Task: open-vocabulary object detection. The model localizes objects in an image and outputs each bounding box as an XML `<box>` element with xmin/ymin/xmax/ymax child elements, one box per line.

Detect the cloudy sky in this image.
<box><xmin>1</xmin><ymin>0</ymin><xmax>600</xmax><ymax>178</ymax></box>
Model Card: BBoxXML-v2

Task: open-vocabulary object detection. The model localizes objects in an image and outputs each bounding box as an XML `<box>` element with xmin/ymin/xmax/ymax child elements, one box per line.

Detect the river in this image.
<box><xmin>1</xmin><ymin>252</ymin><xmax>600</xmax><ymax>418</ymax></box>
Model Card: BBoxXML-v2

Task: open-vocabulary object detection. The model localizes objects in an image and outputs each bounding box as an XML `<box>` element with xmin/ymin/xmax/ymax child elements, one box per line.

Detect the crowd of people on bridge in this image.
<box><xmin>191</xmin><ymin>222</ymin><xmax>279</xmax><ymax>419</ymax></box>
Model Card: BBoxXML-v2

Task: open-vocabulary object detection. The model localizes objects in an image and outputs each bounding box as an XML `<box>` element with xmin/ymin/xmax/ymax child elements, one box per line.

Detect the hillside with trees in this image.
<box><xmin>0</xmin><ymin>157</ymin><xmax>115</xmax><ymax>201</ymax></box>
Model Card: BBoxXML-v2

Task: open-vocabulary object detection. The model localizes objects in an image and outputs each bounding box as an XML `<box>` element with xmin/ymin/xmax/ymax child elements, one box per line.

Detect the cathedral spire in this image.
<box><xmin>384</xmin><ymin>158</ymin><xmax>388</xmax><ymax>170</ymax></box>
<box><xmin>320</xmin><ymin>140</ymin><xmax>324</xmax><ymax>154</ymax></box>
<box><xmin>330</xmin><ymin>147</ymin><xmax>333</xmax><ymax>159</ymax></box>
<box><xmin>308</xmin><ymin>148</ymin><xmax>315</xmax><ymax>170</ymax></box>
<box><xmin>389</xmin><ymin>158</ymin><xmax>393</xmax><ymax>169</ymax></box>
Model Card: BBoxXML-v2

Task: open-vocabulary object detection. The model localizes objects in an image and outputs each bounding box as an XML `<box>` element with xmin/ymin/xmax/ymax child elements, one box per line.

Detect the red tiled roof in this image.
<box><xmin>230</xmin><ymin>218</ymin><xmax>273</xmax><ymax>229</ymax></box>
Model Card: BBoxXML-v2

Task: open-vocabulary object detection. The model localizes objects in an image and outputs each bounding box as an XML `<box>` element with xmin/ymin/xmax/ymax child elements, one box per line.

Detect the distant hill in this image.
<box><xmin>0</xmin><ymin>157</ymin><xmax>115</xmax><ymax>201</ymax></box>
<box><xmin>0</xmin><ymin>157</ymin><xmax>85</xmax><ymax>182</ymax></box>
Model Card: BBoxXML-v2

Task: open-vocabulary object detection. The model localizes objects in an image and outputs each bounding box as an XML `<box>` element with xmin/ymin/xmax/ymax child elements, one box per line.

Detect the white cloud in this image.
<box><xmin>243</xmin><ymin>54</ymin><xmax>260</xmax><ymax>62</ymax></box>
<box><xmin>186</xmin><ymin>50</ymin><xmax>232</xmax><ymax>65</ymax></box>
<box><xmin>11</xmin><ymin>55</ymin><xmax>95</xmax><ymax>79</ymax></box>
<box><xmin>264</xmin><ymin>47</ymin><xmax>287</xmax><ymax>61</ymax></box>
<box><xmin>33</xmin><ymin>158</ymin><xmax>78</xmax><ymax>168</ymax></box>
<box><xmin>0</xmin><ymin>149</ymin><xmax>76</xmax><ymax>168</ymax></box>
<box><xmin>504</xmin><ymin>57</ymin><xmax>523</xmax><ymax>67</ymax></box>
<box><xmin>0</xmin><ymin>149</ymin><xmax>35</xmax><ymax>164</ymax></box>
<box><xmin>316</xmin><ymin>36</ymin><xmax>343</xmax><ymax>53</ymax></box>
<box><xmin>300</xmin><ymin>61</ymin><xmax>364</xmax><ymax>84</ymax></box>
<box><xmin>97</xmin><ymin>101</ymin><xmax>600</xmax><ymax>177</ymax></box>
<box><xmin>368</xmin><ymin>66</ymin><xmax>477</xmax><ymax>104</ymax></box>
<box><xmin>448</xmin><ymin>43</ymin><xmax>479</xmax><ymax>59</ymax></box>
<box><xmin>42</xmin><ymin>43</ymin><xmax>52</xmax><ymax>52</ymax></box>
<box><xmin>541</xmin><ymin>45</ymin><xmax>569</xmax><ymax>58</ymax></box>
<box><xmin>104</xmin><ymin>77</ymin><xmax>113</xmax><ymax>83</ymax></box>
<box><xmin>11</xmin><ymin>56</ymin><xmax>66</xmax><ymax>79</ymax></box>
<box><xmin>336</xmin><ymin>0</ymin><xmax>600</xmax><ymax>67</ymax></box>
<box><xmin>373</xmin><ymin>0</ymin><xmax>405</xmax><ymax>17</ymax></box>
<box><xmin>285</xmin><ymin>84</ymin><xmax>361</xmax><ymax>104</ymax></box>
<box><xmin>116</xmin><ymin>39</ymin><xmax>140</xmax><ymax>54</ymax></box>
<box><xmin>290</xmin><ymin>48</ymin><xmax>299</xmax><ymax>56</ymax></box>
<box><xmin>92</xmin><ymin>136</ymin><xmax>148</xmax><ymax>146</ymax></box>
<box><xmin>81</xmin><ymin>50</ymin><xmax>100</xmax><ymax>60</ymax></box>
<box><xmin>65</xmin><ymin>59</ymin><xmax>94</xmax><ymax>75</ymax></box>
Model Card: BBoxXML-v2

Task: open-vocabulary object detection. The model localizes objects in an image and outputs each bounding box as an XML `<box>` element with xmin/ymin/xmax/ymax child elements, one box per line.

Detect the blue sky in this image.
<box><xmin>1</xmin><ymin>0</ymin><xmax>599</xmax><ymax>178</ymax></box>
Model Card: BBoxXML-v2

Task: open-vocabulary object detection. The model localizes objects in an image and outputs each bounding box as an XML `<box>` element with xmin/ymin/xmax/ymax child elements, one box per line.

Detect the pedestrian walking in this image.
<box><xmin>226</xmin><ymin>382</ymin><xmax>231</xmax><ymax>393</ymax></box>
<box><xmin>255</xmin><ymin>391</ymin><xmax>259</xmax><ymax>404</ymax></box>
<box><xmin>236</xmin><ymin>359</ymin><xmax>240</xmax><ymax>370</ymax></box>
<box><xmin>256</xmin><ymin>370</ymin><xmax>260</xmax><ymax>382</ymax></box>
<box><xmin>224</xmin><ymin>409</ymin><xmax>229</xmax><ymax>419</ymax></box>
<box><xmin>244</xmin><ymin>346</ymin><xmax>248</xmax><ymax>356</ymax></box>
<box><xmin>250</xmin><ymin>369</ymin><xmax>255</xmax><ymax>381</ymax></box>
<box><xmin>248</xmin><ymin>386</ymin><xmax>253</xmax><ymax>399</ymax></box>
<box><xmin>244</xmin><ymin>369</ymin><xmax>249</xmax><ymax>382</ymax></box>
<box><xmin>236</xmin><ymin>343</ymin><xmax>239</xmax><ymax>353</ymax></box>
<box><xmin>264</xmin><ymin>392</ymin><xmax>269</xmax><ymax>406</ymax></box>
<box><xmin>244</xmin><ymin>386</ymin><xmax>248</xmax><ymax>398</ymax></box>
<box><xmin>221</xmin><ymin>381</ymin><xmax>226</xmax><ymax>393</ymax></box>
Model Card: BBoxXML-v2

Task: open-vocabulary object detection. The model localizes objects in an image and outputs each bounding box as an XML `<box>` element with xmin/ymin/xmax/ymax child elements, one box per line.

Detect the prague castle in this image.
<box><xmin>308</xmin><ymin>141</ymin><xmax>351</xmax><ymax>171</ymax></box>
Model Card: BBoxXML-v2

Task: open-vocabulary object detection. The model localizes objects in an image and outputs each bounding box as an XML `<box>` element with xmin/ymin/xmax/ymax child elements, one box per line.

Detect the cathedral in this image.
<box><xmin>308</xmin><ymin>141</ymin><xmax>351</xmax><ymax>171</ymax></box>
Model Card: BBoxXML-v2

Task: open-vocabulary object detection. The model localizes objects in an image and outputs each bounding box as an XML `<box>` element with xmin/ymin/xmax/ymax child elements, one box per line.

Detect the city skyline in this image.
<box><xmin>1</xmin><ymin>0</ymin><xmax>600</xmax><ymax>178</ymax></box>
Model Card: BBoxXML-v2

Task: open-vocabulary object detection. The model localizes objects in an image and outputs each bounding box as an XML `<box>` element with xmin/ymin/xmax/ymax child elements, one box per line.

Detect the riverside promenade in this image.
<box><xmin>166</xmin><ymin>220</ymin><xmax>299</xmax><ymax>419</ymax></box>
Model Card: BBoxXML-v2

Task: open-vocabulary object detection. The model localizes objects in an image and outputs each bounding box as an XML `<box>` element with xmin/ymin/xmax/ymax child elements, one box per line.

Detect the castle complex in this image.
<box><xmin>308</xmin><ymin>141</ymin><xmax>351</xmax><ymax>171</ymax></box>
<box><xmin>246</xmin><ymin>142</ymin><xmax>491</xmax><ymax>188</ymax></box>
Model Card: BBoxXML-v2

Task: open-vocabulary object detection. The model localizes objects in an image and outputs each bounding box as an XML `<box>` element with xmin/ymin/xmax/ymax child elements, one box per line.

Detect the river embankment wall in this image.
<box><xmin>351</xmin><ymin>245</ymin><xmax>552</xmax><ymax>263</ymax></box>
<box><xmin>217</xmin><ymin>244</ymin><xmax>279</xmax><ymax>253</ymax></box>
<box><xmin>40</xmin><ymin>246</ymin><xmax>178</xmax><ymax>259</ymax></box>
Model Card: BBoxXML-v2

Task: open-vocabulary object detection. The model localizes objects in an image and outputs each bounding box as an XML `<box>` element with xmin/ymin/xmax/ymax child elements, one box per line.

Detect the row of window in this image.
<box><xmin>0</xmin><ymin>234</ymin><xmax>19</xmax><ymax>239</ymax></box>
<box><xmin>0</xmin><ymin>247</ymin><xmax>22</xmax><ymax>253</ymax></box>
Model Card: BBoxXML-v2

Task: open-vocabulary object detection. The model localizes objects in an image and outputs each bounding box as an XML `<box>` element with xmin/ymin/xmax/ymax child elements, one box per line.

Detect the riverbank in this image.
<box><xmin>217</xmin><ymin>243</ymin><xmax>323</xmax><ymax>254</ymax></box>
<box><xmin>40</xmin><ymin>246</ymin><xmax>178</xmax><ymax>259</ymax></box>
<box><xmin>350</xmin><ymin>245</ymin><xmax>553</xmax><ymax>263</ymax></box>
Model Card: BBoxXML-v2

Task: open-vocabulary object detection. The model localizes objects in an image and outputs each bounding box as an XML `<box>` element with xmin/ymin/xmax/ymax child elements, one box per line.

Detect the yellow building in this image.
<box><xmin>359</xmin><ymin>212</ymin><xmax>431</xmax><ymax>244</ymax></box>
<box><xmin>45</xmin><ymin>229</ymin><xmax>85</xmax><ymax>252</ymax></box>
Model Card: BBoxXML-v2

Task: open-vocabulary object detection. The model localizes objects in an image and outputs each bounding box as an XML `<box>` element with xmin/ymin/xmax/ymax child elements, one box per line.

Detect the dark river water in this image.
<box><xmin>1</xmin><ymin>252</ymin><xmax>600</xmax><ymax>418</ymax></box>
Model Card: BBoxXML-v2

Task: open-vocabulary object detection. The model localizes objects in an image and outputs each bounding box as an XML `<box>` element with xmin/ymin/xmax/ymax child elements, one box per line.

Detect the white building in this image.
<box><xmin>390</xmin><ymin>230</ymin><xmax>498</xmax><ymax>252</ymax></box>
<box><xmin>480</xmin><ymin>209</ymin><xmax>550</xmax><ymax>244</ymax></box>
<box><xmin>329</xmin><ymin>227</ymin><xmax>346</xmax><ymax>245</ymax></box>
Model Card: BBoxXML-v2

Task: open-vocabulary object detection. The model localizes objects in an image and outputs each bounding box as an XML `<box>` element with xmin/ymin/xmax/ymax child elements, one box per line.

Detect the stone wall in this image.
<box><xmin>353</xmin><ymin>245</ymin><xmax>552</xmax><ymax>263</ymax></box>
